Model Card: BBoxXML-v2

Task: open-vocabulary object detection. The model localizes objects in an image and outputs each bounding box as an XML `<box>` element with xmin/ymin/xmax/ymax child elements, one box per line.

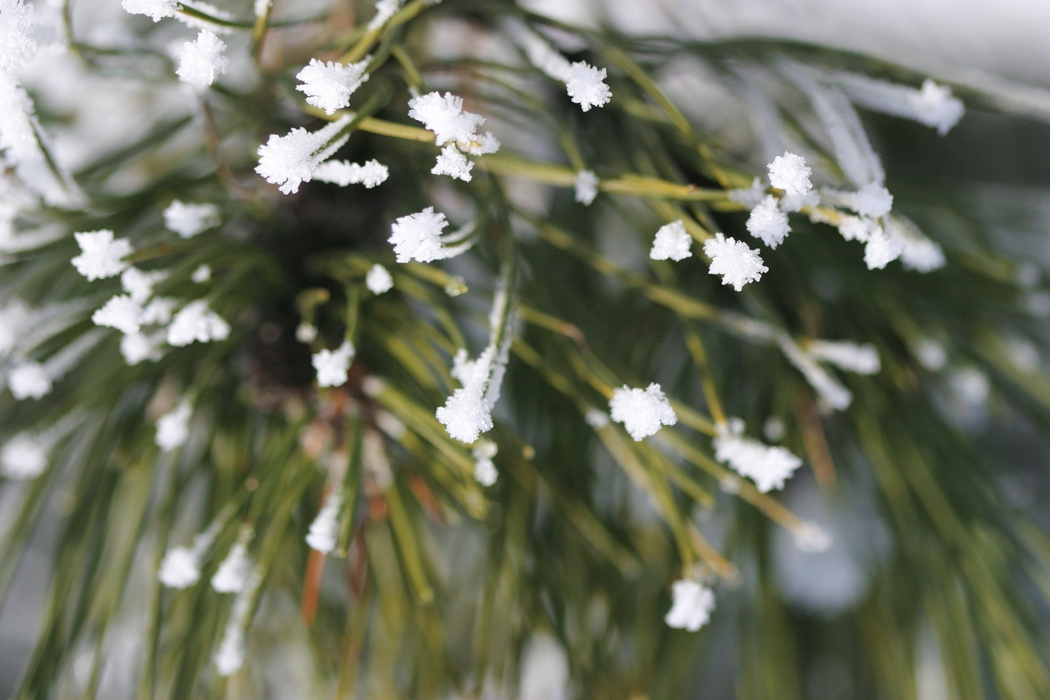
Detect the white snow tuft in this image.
<box><xmin>365</xmin><ymin>264</ymin><xmax>394</xmax><ymax>294</ymax></box>
<box><xmin>574</xmin><ymin>169</ymin><xmax>599</xmax><ymax>205</ymax></box>
<box><xmin>650</xmin><ymin>220</ymin><xmax>692</xmax><ymax>261</ymax></box>
<box><xmin>9</xmin><ymin>362</ymin><xmax>51</xmax><ymax>400</ymax></box>
<box><xmin>166</xmin><ymin>300</ymin><xmax>230</xmax><ymax>346</ymax></box>
<box><xmin>177</xmin><ymin>30</ymin><xmax>229</xmax><ymax>87</ymax></box>
<box><xmin>665</xmin><ymin>579</ymin><xmax>716</xmax><ymax>632</ymax></box>
<box><xmin>609</xmin><ymin>383</ymin><xmax>677</xmax><ymax>441</ymax></box>
<box><xmin>295</xmin><ymin>57</ymin><xmax>370</xmax><ymax>115</ymax></box>
<box><xmin>746</xmin><ymin>195</ymin><xmax>790</xmax><ymax>248</ymax></box>
<box><xmin>407</xmin><ymin>91</ymin><xmax>485</xmax><ymax>147</ymax></box>
<box><xmin>92</xmin><ymin>294</ymin><xmax>143</xmax><ymax>335</ymax></box>
<box><xmin>312</xmin><ymin>159</ymin><xmax>389</xmax><ymax>188</ymax></box>
<box><xmin>703</xmin><ymin>234</ymin><xmax>767</xmax><ymax>291</ymax></box>
<box><xmin>306</xmin><ymin>490</ymin><xmax>342</xmax><ymax>553</ymax></box>
<box><xmin>256</xmin><ymin>115</ymin><xmax>353</xmax><ymax>194</ymax></box>
<box><xmin>472</xmin><ymin>440</ymin><xmax>498</xmax><ymax>486</ymax></box>
<box><xmin>767</xmin><ymin>152</ymin><xmax>812</xmax><ymax>197</ymax></box>
<box><xmin>388</xmin><ymin>206</ymin><xmax>472</xmax><ymax>263</ymax></box>
<box><xmin>212</xmin><ymin>542</ymin><xmax>251</xmax><ymax>593</ymax></box>
<box><xmin>431</xmin><ymin>144</ymin><xmax>474</xmax><ymax>181</ymax></box>
<box><xmin>713</xmin><ymin>421</ymin><xmax>802</xmax><ymax>493</ymax></box>
<box><xmin>156</xmin><ymin>400</ymin><xmax>191</xmax><ymax>451</ymax></box>
<box><xmin>0</xmin><ymin>432</ymin><xmax>47</xmax><ymax>479</ymax></box>
<box><xmin>121</xmin><ymin>0</ymin><xmax>177</xmax><ymax>22</ymax></box>
<box><xmin>312</xmin><ymin>340</ymin><xmax>355</xmax><ymax>387</ymax></box>
<box><xmin>71</xmin><ymin>230</ymin><xmax>133</xmax><ymax>281</ymax></box>
<box><xmin>565</xmin><ymin>61</ymin><xmax>611</xmax><ymax>112</ymax></box>
<box><xmin>807</xmin><ymin>340</ymin><xmax>881</xmax><ymax>375</ymax></box>
<box><xmin>164</xmin><ymin>201</ymin><xmax>220</xmax><ymax>238</ymax></box>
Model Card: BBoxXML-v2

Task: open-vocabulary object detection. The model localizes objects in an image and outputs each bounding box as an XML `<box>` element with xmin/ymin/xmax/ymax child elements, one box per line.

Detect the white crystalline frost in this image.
<box><xmin>807</xmin><ymin>340</ymin><xmax>880</xmax><ymax>375</ymax></box>
<box><xmin>312</xmin><ymin>340</ymin><xmax>355</xmax><ymax>387</ymax></box>
<box><xmin>313</xmin><ymin>159</ymin><xmax>388</xmax><ymax>188</ymax></box>
<box><xmin>703</xmin><ymin>234</ymin><xmax>767</xmax><ymax>291</ymax></box>
<box><xmin>214</xmin><ymin>567</ymin><xmax>261</xmax><ymax>676</ymax></box>
<box><xmin>437</xmin><ymin>385</ymin><xmax>492</xmax><ymax>444</ymax></box>
<box><xmin>472</xmin><ymin>440</ymin><xmax>498</xmax><ymax>486</ymax></box>
<box><xmin>863</xmin><ymin>227</ymin><xmax>904</xmax><ymax>270</ymax></box>
<box><xmin>156</xmin><ymin>400</ymin><xmax>191</xmax><ymax>451</ymax></box>
<box><xmin>713</xmin><ymin>423</ymin><xmax>802</xmax><ymax>493</ymax></box>
<box><xmin>517</xmin><ymin>28</ymin><xmax>572</xmax><ymax>82</ymax></box>
<box><xmin>306</xmin><ymin>490</ymin><xmax>342</xmax><ymax>553</ymax></box>
<box><xmin>121</xmin><ymin>332</ymin><xmax>164</xmax><ymax>365</ymax></box>
<box><xmin>650</xmin><ymin>220</ymin><xmax>692</xmax><ymax>261</ymax></box>
<box><xmin>296</xmin><ymin>57</ymin><xmax>370</xmax><ymax>115</ymax></box>
<box><xmin>192</xmin><ymin>264</ymin><xmax>211</xmax><ymax>283</ymax></box>
<box><xmin>166</xmin><ymin>300</ymin><xmax>230</xmax><ymax>346</ymax></box>
<box><xmin>565</xmin><ymin>61</ymin><xmax>611</xmax><ymax>112</ymax></box>
<box><xmin>746</xmin><ymin>195</ymin><xmax>790</xmax><ymax>249</ymax></box>
<box><xmin>844</xmin><ymin>183</ymin><xmax>893</xmax><ymax>219</ymax></box>
<box><xmin>388</xmin><ymin>206</ymin><xmax>470</xmax><ymax>263</ymax></box>
<box><xmin>158</xmin><ymin>546</ymin><xmax>200</xmax><ymax>588</ymax></box>
<box><xmin>365</xmin><ymin>264</ymin><xmax>393</xmax><ymax>294</ymax></box>
<box><xmin>466</xmin><ymin>132</ymin><xmax>500</xmax><ymax>156</ymax></box>
<box><xmin>177</xmin><ymin>31</ymin><xmax>229</xmax><ymax>87</ymax></box>
<box><xmin>912</xmin><ymin>79</ymin><xmax>965</xmax><ymax>136</ymax></box>
<box><xmin>9</xmin><ymin>362</ymin><xmax>51</xmax><ymax>400</ymax></box>
<box><xmin>122</xmin><ymin>267</ymin><xmax>167</xmax><ymax>303</ymax></box>
<box><xmin>0</xmin><ymin>0</ymin><xmax>35</xmax><ymax>71</ymax></box>
<box><xmin>584</xmin><ymin>409</ymin><xmax>609</xmax><ymax>429</ymax></box>
<box><xmin>665</xmin><ymin>579</ymin><xmax>715</xmax><ymax>632</ymax></box>
<box><xmin>887</xmin><ymin>216</ymin><xmax>945</xmax><ymax>273</ymax></box>
<box><xmin>212</xmin><ymin>542</ymin><xmax>251</xmax><ymax>593</ymax></box>
<box><xmin>164</xmin><ymin>201</ymin><xmax>220</xmax><ymax>238</ymax></box>
<box><xmin>767</xmin><ymin>152</ymin><xmax>812</xmax><ymax>197</ymax></box>
<box><xmin>728</xmin><ymin>178</ymin><xmax>766</xmax><ymax>208</ymax></box>
<box><xmin>432</xmin><ymin>144</ymin><xmax>474</xmax><ymax>182</ymax></box>
<box><xmin>71</xmin><ymin>230</ymin><xmax>132</xmax><ymax>281</ymax></box>
<box><xmin>121</xmin><ymin>0</ymin><xmax>177</xmax><ymax>22</ymax></box>
<box><xmin>574</xmin><ymin>170</ymin><xmax>598</xmax><ymax>206</ymax></box>
<box><xmin>836</xmin><ymin>72</ymin><xmax>964</xmax><ymax>137</ymax></box>
<box><xmin>0</xmin><ymin>433</ymin><xmax>47</xmax><ymax>479</ymax></box>
<box><xmin>408</xmin><ymin>92</ymin><xmax>485</xmax><ymax>147</ymax></box>
<box><xmin>367</xmin><ymin>0</ymin><xmax>400</xmax><ymax>31</ymax></box>
<box><xmin>92</xmin><ymin>294</ymin><xmax>143</xmax><ymax>335</ymax></box>
<box><xmin>256</xmin><ymin>115</ymin><xmax>353</xmax><ymax>194</ymax></box>
<box><xmin>609</xmin><ymin>383</ymin><xmax>677</xmax><ymax>441</ymax></box>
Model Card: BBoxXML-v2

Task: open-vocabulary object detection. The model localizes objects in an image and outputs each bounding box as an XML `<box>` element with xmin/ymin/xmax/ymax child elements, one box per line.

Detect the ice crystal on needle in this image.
<box><xmin>746</xmin><ymin>195</ymin><xmax>790</xmax><ymax>248</ymax></box>
<box><xmin>609</xmin><ymin>383</ymin><xmax>677</xmax><ymax>441</ymax></box>
<box><xmin>703</xmin><ymin>234</ymin><xmax>767</xmax><ymax>291</ymax></box>
<box><xmin>158</xmin><ymin>547</ymin><xmax>200</xmax><ymax>588</ymax></box>
<box><xmin>650</xmin><ymin>220</ymin><xmax>692</xmax><ymax>261</ymax></box>
<box><xmin>566</xmin><ymin>61</ymin><xmax>611</xmax><ymax>112</ymax></box>
<box><xmin>312</xmin><ymin>340</ymin><xmax>355</xmax><ymax>387</ymax></box>
<box><xmin>156</xmin><ymin>400</ymin><xmax>191</xmax><ymax>451</ymax></box>
<box><xmin>408</xmin><ymin>91</ymin><xmax>485</xmax><ymax>147</ymax></box>
<box><xmin>432</xmin><ymin>144</ymin><xmax>474</xmax><ymax>181</ymax></box>
<box><xmin>367</xmin><ymin>0</ymin><xmax>401</xmax><ymax>31</ymax></box>
<box><xmin>164</xmin><ymin>201</ymin><xmax>219</xmax><ymax>238</ymax></box>
<box><xmin>574</xmin><ymin>170</ymin><xmax>599</xmax><ymax>206</ymax></box>
<box><xmin>166</xmin><ymin>301</ymin><xmax>230</xmax><ymax>346</ymax></box>
<box><xmin>121</xmin><ymin>0</ymin><xmax>177</xmax><ymax>21</ymax></box>
<box><xmin>212</xmin><ymin>542</ymin><xmax>251</xmax><ymax>593</ymax></box>
<box><xmin>365</xmin><ymin>264</ymin><xmax>394</xmax><ymax>294</ymax></box>
<box><xmin>296</xmin><ymin>58</ymin><xmax>370</xmax><ymax>115</ymax></box>
<box><xmin>665</xmin><ymin>579</ymin><xmax>715</xmax><ymax>632</ymax></box>
<box><xmin>71</xmin><ymin>230</ymin><xmax>132</xmax><ymax>281</ymax></box>
<box><xmin>177</xmin><ymin>30</ymin><xmax>229</xmax><ymax>87</ymax></box>
<box><xmin>713</xmin><ymin>421</ymin><xmax>802</xmax><ymax>493</ymax></box>
<box><xmin>92</xmin><ymin>294</ymin><xmax>143</xmax><ymax>335</ymax></box>
<box><xmin>388</xmin><ymin>207</ymin><xmax>472</xmax><ymax>263</ymax></box>
<box><xmin>313</xmin><ymin>159</ymin><xmax>388</xmax><ymax>188</ymax></box>
<box><xmin>306</xmin><ymin>491</ymin><xmax>342</xmax><ymax>553</ymax></box>
<box><xmin>9</xmin><ymin>361</ymin><xmax>51</xmax><ymax>400</ymax></box>
<box><xmin>0</xmin><ymin>0</ymin><xmax>34</xmax><ymax>71</ymax></box>
<box><xmin>256</xmin><ymin>115</ymin><xmax>353</xmax><ymax>194</ymax></box>
<box><xmin>0</xmin><ymin>433</ymin><xmax>47</xmax><ymax>479</ymax></box>
<box><xmin>767</xmin><ymin>152</ymin><xmax>812</xmax><ymax>197</ymax></box>
<box><xmin>807</xmin><ymin>340</ymin><xmax>881</xmax><ymax>375</ymax></box>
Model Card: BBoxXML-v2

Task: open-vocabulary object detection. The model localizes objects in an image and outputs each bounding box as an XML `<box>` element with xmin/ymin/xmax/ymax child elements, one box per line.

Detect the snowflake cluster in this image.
<box><xmin>312</xmin><ymin>340</ymin><xmax>355</xmax><ymax>387</ymax></box>
<box><xmin>313</xmin><ymin>159</ymin><xmax>389</xmax><ymax>188</ymax></box>
<box><xmin>164</xmin><ymin>200</ymin><xmax>220</xmax><ymax>238</ymax></box>
<box><xmin>296</xmin><ymin>57</ymin><xmax>370</xmax><ymax>115</ymax></box>
<box><xmin>650</xmin><ymin>220</ymin><xmax>693</xmax><ymax>261</ymax></box>
<box><xmin>703</xmin><ymin>234</ymin><xmax>767</xmax><ymax>291</ymax></box>
<box><xmin>408</xmin><ymin>91</ymin><xmax>499</xmax><ymax>181</ymax></box>
<box><xmin>306</xmin><ymin>490</ymin><xmax>343</xmax><ymax>553</ymax></box>
<box><xmin>665</xmin><ymin>579</ymin><xmax>716</xmax><ymax>632</ymax></box>
<box><xmin>713</xmin><ymin>419</ymin><xmax>802</xmax><ymax>493</ymax></box>
<box><xmin>177</xmin><ymin>30</ymin><xmax>229</xmax><ymax>87</ymax></box>
<box><xmin>609</xmin><ymin>383</ymin><xmax>677</xmax><ymax>441</ymax></box>
<box><xmin>513</xmin><ymin>26</ymin><xmax>611</xmax><ymax>113</ymax></box>
<box><xmin>388</xmin><ymin>206</ymin><xmax>474</xmax><ymax>263</ymax></box>
<box><xmin>256</xmin><ymin>115</ymin><xmax>353</xmax><ymax>194</ymax></box>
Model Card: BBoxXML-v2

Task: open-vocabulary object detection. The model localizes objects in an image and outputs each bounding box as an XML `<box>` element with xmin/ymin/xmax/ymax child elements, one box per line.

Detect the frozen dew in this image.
<box><xmin>432</xmin><ymin>144</ymin><xmax>474</xmax><ymax>182</ymax></box>
<box><xmin>121</xmin><ymin>267</ymin><xmax>167</xmax><ymax>303</ymax></box>
<box><xmin>9</xmin><ymin>361</ymin><xmax>51</xmax><ymax>400</ymax></box>
<box><xmin>650</xmin><ymin>220</ymin><xmax>692</xmax><ymax>261</ymax></box>
<box><xmin>121</xmin><ymin>0</ymin><xmax>177</xmax><ymax>22</ymax></box>
<box><xmin>407</xmin><ymin>91</ymin><xmax>485</xmax><ymax>147</ymax></box>
<box><xmin>436</xmin><ymin>386</ymin><xmax>492</xmax><ymax>444</ymax></box>
<box><xmin>574</xmin><ymin>169</ymin><xmax>599</xmax><ymax>206</ymax></box>
<box><xmin>212</xmin><ymin>542</ymin><xmax>251</xmax><ymax>593</ymax></box>
<box><xmin>92</xmin><ymin>294</ymin><xmax>143</xmax><ymax>335</ymax></box>
<box><xmin>472</xmin><ymin>439</ymin><xmax>498</xmax><ymax>486</ymax></box>
<box><xmin>565</xmin><ymin>61</ymin><xmax>611</xmax><ymax>112</ymax></box>
<box><xmin>71</xmin><ymin>230</ymin><xmax>132</xmax><ymax>281</ymax></box>
<box><xmin>163</xmin><ymin>200</ymin><xmax>220</xmax><ymax>238</ymax></box>
<box><xmin>863</xmin><ymin>227</ymin><xmax>904</xmax><ymax>270</ymax></box>
<box><xmin>177</xmin><ymin>30</ymin><xmax>229</xmax><ymax>87</ymax></box>
<box><xmin>913</xmin><ymin>79</ymin><xmax>965</xmax><ymax>135</ymax></box>
<box><xmin>728</xmin><ymin>177</ymin><xmax>766</xmax><ymax>208</ymax></box>
<box><xmin>256</xmin><ymin>115</ymin><xmax>353</xmax><ymax>194</ymax></box>
<box><xmin>887</xmin><ymin>216</ymin><xmax>945</xmax><ymax>273</ymax></box>
<box><xmin>365</xmin><ymin>264</ymin><xmax>394</xmax><ymax>294</ymax></box>
<box><xmin>388</xmin><ymin>207</ymin><xmax>471</xmax><ymax>263</ymax></box>
<box><xmin>836</xmin><ymin>214</ymin><xmax>877</xmax><ymax>242</ymax></box>
<box><xmin>664</xmin><ymin>579</ymin><xmax>716</xmax><ymax>632</ymax></box>
<box><xmin>466</xmin><ymin>131</ymin><xmax>501</xmax><ymax>156</ymax></box>
<box><xmin>0</xmin><ymin>0</ymin><xmax>35</xmax><ymax>71</ymax></box>
<box><xmin>121</xmin><ymin>331</ymin><xmax>164</xmax><ymax>365</ymax></box>
<box><xmin>158</xmin><ymin>546</ymin><xmax>200</xmax><ymax>589</ymax></box>
<box><xmin>312</xmin><ymin>340</ymin><xmax>355</xmax><ymax>388</ymax></box>
<box><xmin>746</xmin><ymin>195</ymin><xmax>790</xmax><ymax>248</ymax></box>
<box><xmin>192</xmin><ymin>264</ymin><xmax>212</xmax><ymax>283</ymax></box>
<box><xmin>609</xmin><ymin>383</ymin><xmax>677</xmax><ymax>441</ymax></box>
<box><xmin>313</xmin><ymin>159</ymin><xmax>389</xmax><ymax>188</ymax></box>
<box><xmin>836</xmin><ymin>72</ymin><xmax>964</xmax><ymax>136</ymax></box>
<box><xmin>713</xmin><ymin>421</ymin><xmax>802</xmax><ymax>493</ymax></box>
<box><xmin>296</xmin><ymin>57</ymin><xmax>370</xmax><ymax>115</ymax></box>
<box><xmin>703</xmin><ymin>234</ymin><xmax>767</xmax><ymax>291</ymax></box>
<box><xmin>844</xmin><ymin>182</ymin><xmax>893</xmax><ymax>219</ymax></box>
<box><xmin>0</xmin><ymin>432</ymin><xmax>47</xmax><ymax>479</ymax></box>
<box><xmin>767</xmin><ymin>152</ymin><xmax>812</xmax><ymax>197</ymax></box>
<box><xmin>166</xmin><ymin>300</ymin><xmax>230</xmax><ymax>346</ymax></box>
<box><xmin>516</xmin><ymin>25</ymin><xmax>573</xmax><ymax>82</ymax></box>
<box><xmin>807</xmin><ymin>340</ymin><xmax>881</xmax><ymax>375</ymax></box>
<box><xmin>306</xmin><ymin>490</ymin><xmax>342</xmax><ymax>553</ymax></box>
<box><xmin>367</xmin><ymin>0</ymin><xmax>401</xmax><ymax>31</ymax></box>
<box><xmin>584</xmin><ymin>409</ymin><xmax>610</xmax><ymax>429</ymax></box>
<box><xmin>214</xmin><ymin>568</ymin><xmax>262</xmax><ymax>676</ymax></box>
<box><xmin>156</xmin><ymin>400</ymin><xmax>191</xmax><ymax>451</ymax></box>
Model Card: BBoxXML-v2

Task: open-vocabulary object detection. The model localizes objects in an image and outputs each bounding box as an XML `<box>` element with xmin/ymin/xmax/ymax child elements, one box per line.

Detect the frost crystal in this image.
<box><xmin>432</xmin><ymin>144</ymin><xmax>474</xmax><ymax>181</ymax></box>
<box><xmin>746</xmin><ymin>195</ymin><xmax>790</xmax><ymax>248</ymax></box>
<box><xmin>306</xmin><ymin>490</ymin><xmax>342</xmax><ymax>553</ymax></box>
<box><xmin>844</xmin><ymin>183</ymin><xmax>893</xmax><ymax>219</ymax></box>
<box><xmin>212</xmin><ymin>542</ymin><xmax>251</xmax><ymax>593</ymax></box>
<box><xmin>863</xmin><ymin>228</ymin><xmax>904</xmax><ymax>270</ymax></box>
<box><xmin>807</xmin><ymin>340</ymin><xmax>881</xmax><ymax>375</ymax></box>
<box><xmin>156</xmin><ymin>400</ymin><xmax>191</xmax><ymax>451</ymax></box>
<box><xmin>313</xmin><ymin>159</ymin><xmax>389</xmax><ymax>188</ymax></box>
<box><xmin>192</xmin><ymin>264</ymin><xmax>212</xmax><ymax>283</ymax></box>
<box><xmin>665</xmin><ymin>579</ymin><xmax>715</xmax><ymax>632</ymax></box>
<box><xmin>166</xmin><ymin>300</ymin><xmax>230</xmax><ymax>346</ymax></box>
<box><xmin>703</xmin><ymin>234</ymin><xmax>767</xmax><ymax>291</ymax></box>
<box><xmin>713</xmin><ymin>422</ymin><xmax>802</xmax><ymax>493</ymax></box>
<box><xmin>158</xmin><ymin>547</ymin><xmax>200</xmax><ymax>588</ymax></box>
<box><xmin>295</xmin><ymin>57</ymin><xmax>370</xmax><ymax>115</ymax></box>
<box><xmin>574</xmin><ymin>169</ymin><xmax>599</xmax><ymax>206</ymax></box>
<box><xmin>365</xmin><ymin>264</ymin><xmax>394</xmax><ymax>294</ymax></box>
<box><xmin>436</xmin><ymin>384</ymin><xmax>493</xmax><ymax>444</ymax></box>
<box><xmin>92</xmin><ymin>294</ymin><xmax>143</xmax><ymax>335</ymax></box>
<box><xmin>517</xmin><ymin>27</ymin><xmax>573</xmax><ymax>82</ymax></box>
<box><xmin>472</xmin><ymin>440</ymin><xmax>498</xmax><ymax>486</ymax></box>
<box><xmin>121</xmin><ymin>332</ymin><xmax>164</xmax><ymax>365</ymax></box>
<box><xmin>728</xmin><ymin>177</ymin><xmax>766</xmax><ymax>208</ymax></box>
<box><xmin>388</xmin><ymin>207</ymin><xmax>471</xmax><ymax>263</ymax></box>
<box><xmin>836</xmin><ymin>73</ymin><xmax>964</xmax><ymax>136</ymax></box>
<box><xmin>0</xmin><ymin>0</ymin><xmax>34</xmax><ymax>71</ymax></box>
<box><xmin>256</xmin><ymin>115</ymin><xmax>353</xmax><ymax>194</ymax></box>
<box><xmin>650</xmin><ymin>220</ymin><xmax>692</xmax><ymax>261</ymax></box>
<box><xmin>584</xmin><ymin>409</ymin><xmax>609</xmax><ymax>429</ymax></box>
<box><xmin>164</xmin><ymin>200</ymin><xmax>220</xmax><ymax>238</ymax></box>
<box><xmin>9</xmin><ymin>361</ymin><xmax>51</xmax><ymax>400</ymax></box>
<box><xmin>367</xmin><ymin>0</ymin><xmax>401</xmax><ymax>31</ymax></box>
<box><xmin>122</xmin><ymin>267</ymin><xmax>167</xmax><ymax>303</ymax></box>
<box><xmin>215</xmin><ymin>568</ymin><xmax>262</xmax><ymax>676</ymax></box>
<box><xmin>312</xmin><ymin>340</ymin><xmax>355</xmax><ymax>387</ymax></box>
<box><xmin>0</xmin><ymin>433</ymin><xmax>47</xmax><ymax>479</ymax></box>
<box><xmin>407</xmin><ymin>92</ymin><xmax>485</xmax><ymax>147</ymax></box>
<box><xmin>888</xmin><ymin>216</ymin><xmax>945</xmax><ymax>273</ymax></box>
<box><xmin>71</xmin><ymin>230</ymin><xmax>133</xmax><ymax>281</ymax></box>
<box><xmin>609</xmin><ymin>383</ymin><xmax>677</xmax><ymax>441</ymax></box>
<box><xmin>177</xmin><ymin>30</ymin><xmax>229</xmax><ymax>87</ymax></box>
<box><xmin>121</xmin><ymin>0</ymin><xmax>177</xmax><ymax>22</ymax></box>
<box><xmin>565</xmin><ymin>61</ymin><xmax>611</xmax><ymax>112</ymax></box>
<box><xmin>767</xmin><ymin>152</ymin><xmax>812</xmax><ymax>196</ymax></box>
<box><xmin>466</xmin><ymin>131</ymin><xmax>500</xmax><ymax>156</ymax></box>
